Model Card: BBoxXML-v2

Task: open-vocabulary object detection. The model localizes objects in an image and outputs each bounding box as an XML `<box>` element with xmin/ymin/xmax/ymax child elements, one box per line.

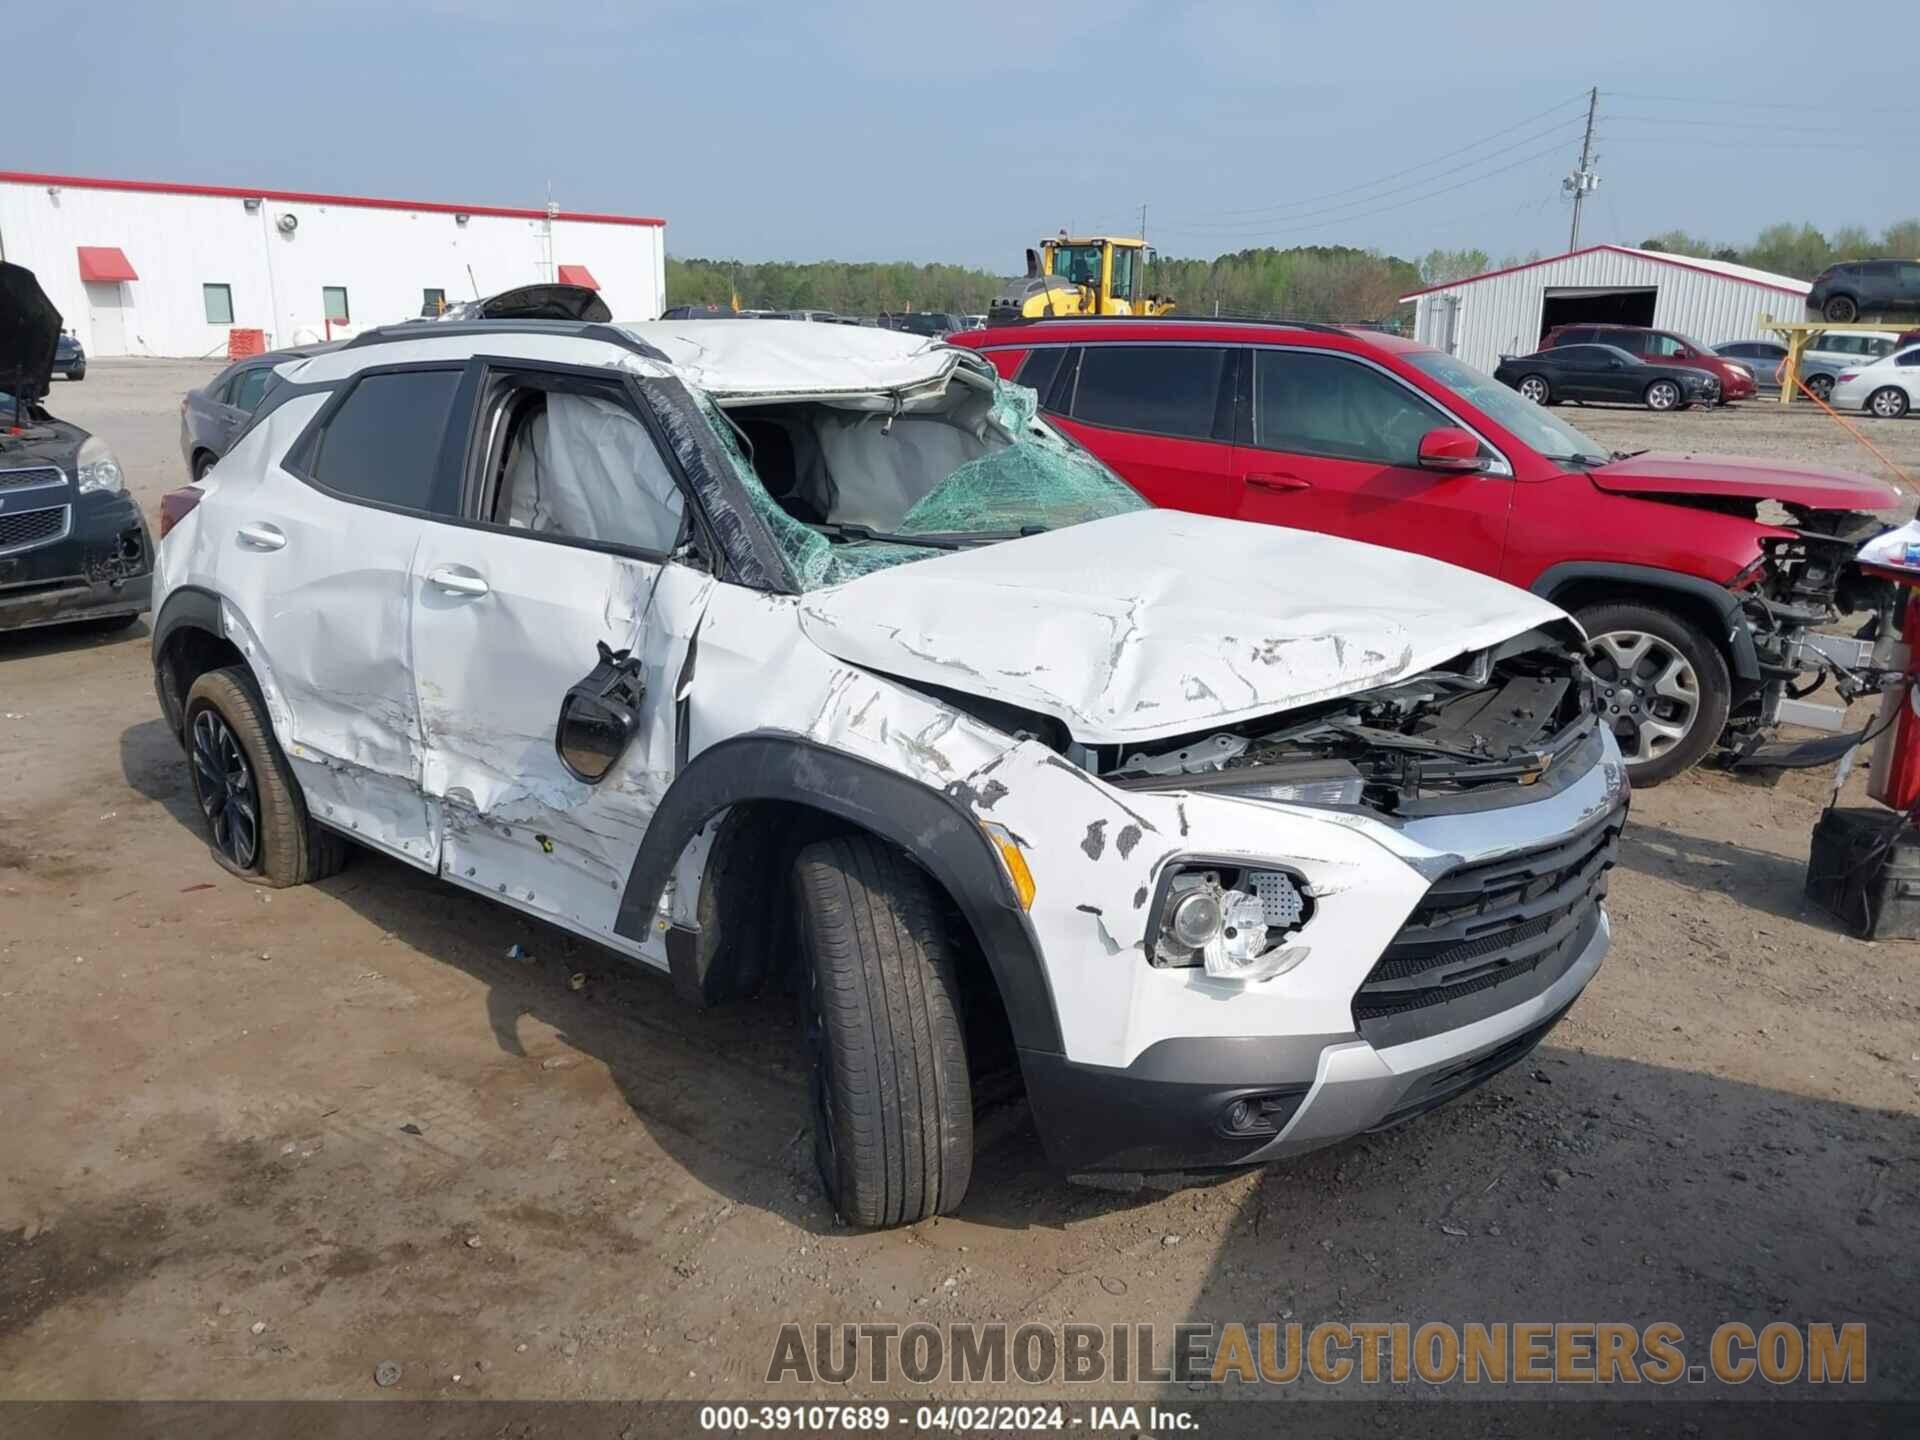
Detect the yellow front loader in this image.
<box><xmin>988</xmin><ymin>234</ymin><xmax>1175</xmax><ymax>323</ymax></box>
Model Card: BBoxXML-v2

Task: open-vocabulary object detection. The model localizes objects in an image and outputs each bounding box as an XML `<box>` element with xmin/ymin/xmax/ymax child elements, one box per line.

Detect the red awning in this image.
<box><xmin>556</xmin><ymin>264</ymin><xmax>599</xmax><ymax>291</ymax></box>
<box><xmin>77</xmin><ymin>246</ymin><xmax>138</xmax><ymax>283</ymax></box>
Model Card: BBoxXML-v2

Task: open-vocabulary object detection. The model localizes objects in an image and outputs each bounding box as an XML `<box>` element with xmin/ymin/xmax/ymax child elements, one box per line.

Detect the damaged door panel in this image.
<box><xmin>409</xmin><ymin>363</ymin><xmax>712</xmax><ymax>956</ymax></box>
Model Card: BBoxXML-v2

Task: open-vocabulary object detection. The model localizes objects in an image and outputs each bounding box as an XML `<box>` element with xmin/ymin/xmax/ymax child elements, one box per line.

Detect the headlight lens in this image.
<box><xmin>1155</xmin><ymin>864</ymin><xmax>1313</xmax><ymax>983</ymax></box>
<box><xmin>76</xmin><ymin>436</ymin><xmax>124</xmax><ymax>495</ymax></box>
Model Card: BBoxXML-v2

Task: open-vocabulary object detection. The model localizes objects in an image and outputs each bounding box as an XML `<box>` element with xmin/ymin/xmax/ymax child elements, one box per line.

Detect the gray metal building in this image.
<box><xmin>1401</xmin><ymin>244</ymin><xmax>1809</xmax><ymax>373</ymax></box>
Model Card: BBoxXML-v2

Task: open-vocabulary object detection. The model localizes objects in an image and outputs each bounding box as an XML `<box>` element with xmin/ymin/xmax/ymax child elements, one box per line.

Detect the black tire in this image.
<box><xmin>191</xmin><ymin>450</ymin><xmax>218</xmax><ymax>481</ymax></box>
<box><xmin>182</xmin><ymin>666</ymin><xmax>349</xmax><ymax>887</ymax></box>
<box><xmin>1823</xmin><ymin>295</ymin><xmax>1859</xmax><ymax>323</ymax></box>
<box><xmin>1516</xmin><ymin>374</ymin><xmax>1553</xmax><ymax>405</ymax></box>
<box><xmin>66</xmin><ymin>367</ymin><xmax>85</xmax><ymax>382</ymax></box>
<box><xmin>793</xmin><ymin>833</ymin><xmax>973</xmax><ymax>1228</ymax></box>
<box><xmin>1578</xmin><ymin>602</ymin><xmax>1732</xmax><ymax>786</ymax></box>
<box><xmin>1805</xmin><ymin>373</ymin><xmax>1835</xmax><ymax>403</ymax></box>
<box><xmin>1643</xmin><ymin>379</ymin><xmax>1683</xmax><ymax>412</ymax></box>
<box><xmin>1868</xmin><ymin>386</ymin><xmax>1910</xmax><ymax>420</ymax></box>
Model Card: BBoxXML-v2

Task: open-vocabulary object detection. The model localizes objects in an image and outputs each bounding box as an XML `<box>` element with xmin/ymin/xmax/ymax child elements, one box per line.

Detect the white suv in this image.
<box><xmin>150</xmin><ymin>319</ymin><xmax>1626</xmax><ymax>1226</ymax></box>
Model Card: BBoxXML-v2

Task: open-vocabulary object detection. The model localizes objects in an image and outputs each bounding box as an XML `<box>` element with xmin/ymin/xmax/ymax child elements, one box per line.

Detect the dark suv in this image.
<box><xmin>954</xmin><ymin>317</ymin><xmax>1898</xmax><ymax>783</ymax></box>
<box><xmin>0</xmin><ymin>263</ymin><xmax>152</xmax><ymax>632</ymax></box>
<box><xmin>1542</xmin><ymin>324</ymin><xmax>1757</xmax><ymax>402</ymax></box>
<box><xmin>1808</xmin><ymin>260</ymin><xmax>1920</xmax><ymax>324</ymax></box>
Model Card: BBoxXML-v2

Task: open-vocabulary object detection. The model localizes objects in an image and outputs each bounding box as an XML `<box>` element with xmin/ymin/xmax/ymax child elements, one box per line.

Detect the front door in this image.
<box><xmin>1229</xmin><ymin>347</ymin><xmax>1512</xmax><ymax>576</ymax></box>
<box><xmin>409</xmin><ymin>361</ymin><xmax>709</xmax><ymax>954</ymax></box>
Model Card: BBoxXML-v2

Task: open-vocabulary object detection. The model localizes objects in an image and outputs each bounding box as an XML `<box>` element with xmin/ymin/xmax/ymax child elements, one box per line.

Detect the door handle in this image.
<box><xmin>236</xmin><ymin>522</ymin><xmax>286</xmax><ymax>551</ymax></box>
<box><xmin>426</xmin><ymin>565</ymin><xmax>490</xmax><ymax>598</ymax></box>
<box><xmin>1245</xmin><ymin>472</ymin><xmax>1311</xmax><ymax>493</ymax></box>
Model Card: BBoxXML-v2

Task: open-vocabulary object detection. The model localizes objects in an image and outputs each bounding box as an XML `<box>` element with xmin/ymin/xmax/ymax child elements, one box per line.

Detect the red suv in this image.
<box><xmin>1542</xmin><ymin>323</ymin><xmax>1758</xmax><ymax>403</ymax></box>
<box><xmin>953</xmin><ymin>319</ymin><xmax>1897</xmax><ymax>782</ymax></box>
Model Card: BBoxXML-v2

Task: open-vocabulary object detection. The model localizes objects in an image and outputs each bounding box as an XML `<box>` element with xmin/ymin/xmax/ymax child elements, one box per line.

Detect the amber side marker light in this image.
<box><xmin>981</xmin><ymin>822</ymin><xmax>1036</xmax><ymax>910</ymax></box>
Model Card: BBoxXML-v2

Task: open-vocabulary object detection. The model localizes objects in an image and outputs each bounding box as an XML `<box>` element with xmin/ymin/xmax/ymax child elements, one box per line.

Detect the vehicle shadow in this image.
<box><xmin>119</xmin><ymin>715</ymin><xmax>201</xmax><ymax>831</ymax></box>
<box><xmin>1613</xmin><ymin>819</ymin><xmax>1834</xmax><ymax>929</ymax></box>
<box><xmin>1176</xmin><ymin>1046</ymin><xmax>1920</xmax><ymax>1403</ymax></box>
<box><xmin>0</xmin><ymin>614</ymin><xmax>147</xmax><ymax>663</ymax></box>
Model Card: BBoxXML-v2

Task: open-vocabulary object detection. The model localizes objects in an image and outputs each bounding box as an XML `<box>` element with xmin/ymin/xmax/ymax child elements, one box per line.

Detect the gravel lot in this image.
<box><xmin>3</xmin><ymin>361</ymin><xmax>1918</xmax><ymax>1407</ymax></box>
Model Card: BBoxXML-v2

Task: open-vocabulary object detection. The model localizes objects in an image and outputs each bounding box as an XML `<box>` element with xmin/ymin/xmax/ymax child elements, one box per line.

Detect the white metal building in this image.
<box><xmin>0</xmin><ymin>169</ymin><xmax>666</xmax><ymax>359</ymax></box>
<box><xmin>1401</xmin><ymin>245</ymin><xmax>1809</xmax><ymax>373</ymax></box>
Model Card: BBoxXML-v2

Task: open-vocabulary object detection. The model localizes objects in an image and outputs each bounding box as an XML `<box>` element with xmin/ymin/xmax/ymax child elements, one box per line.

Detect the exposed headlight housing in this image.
<box><xmin>1118</xmin><ymin>757</ymin><xmax>1364</xmax><ymax>810</ymax></box>
<box><xmin>75</xmin><ymin>435</ymin><xmax>124</xmax><ymax>495</ymax></box>
<box><xmin>1153</xmin><ymin>863</ymin><xmax>1313</xmax><ymax>983</ymax></box>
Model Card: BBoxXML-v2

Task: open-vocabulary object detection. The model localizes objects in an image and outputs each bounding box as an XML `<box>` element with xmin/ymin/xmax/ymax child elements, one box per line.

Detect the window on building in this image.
<box><xmin>203</xmin><ymin>284</ymin><xmax>235</xmax><ymax>325</ymax></box>
<box><xmin>1068</xmin><ymin>345</ymin><xmax>1228</xmax><ymax>439</ymax></box>
<box><xmin>422</xmin><ymin>288</ymin><xmax>447</xmax><ymax>317</ymax></box>
<box><xmin>322</xmin><ymin>287</ymin><xmax>351</xmax><ymax>324</ymax></box>
<box><xmin>306</xmin><ymin>368</ymin><xmax>461</xmax><ymax>513</ymax></box>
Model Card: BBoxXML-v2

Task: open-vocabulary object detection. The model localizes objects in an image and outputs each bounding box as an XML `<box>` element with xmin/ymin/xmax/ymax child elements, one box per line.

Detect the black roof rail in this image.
<box><xmin>994</xmin><ymin>313</ymin><xmax>1371</xmax><ymax>336</ymax></box>
<box><xmin>342</xmin><ymin>319</ymin><xmax>670</xmax><ymax>364</ymax></box>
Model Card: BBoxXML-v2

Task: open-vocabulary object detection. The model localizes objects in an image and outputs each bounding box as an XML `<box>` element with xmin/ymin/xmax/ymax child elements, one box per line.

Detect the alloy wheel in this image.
<box><xmin>190</xmin><ymin>709</ymin><xmax>260</xmax><ymax>869</ymax></box>
<box><xmin>1647</xmin><ymin>381</ymin><xmax>1680</xmax><ymax>411</ymax></box>
<box><xmin>1518</xmin><ymin>376</ymin><xmax>1549</xmax><ymax>404</ymax></box>
<box><xmin>1587</xmin><ymin>630</ymin><xmax>1700</xmax><ymax>764</ymax></box>
<box><xmin>1808</xmin><ymin>374</ymin><xmax>1834</xmax><ymax>402</ymax></box>
<box><xmin>1824</xmin><ymin>297</ymin><xmax>1858</xmax><ymax>323</ymax></box>
<box><xmin>1870</xmin><ymin>387</ymin><xmax>1909</xmax><ymax>420</ymax></box>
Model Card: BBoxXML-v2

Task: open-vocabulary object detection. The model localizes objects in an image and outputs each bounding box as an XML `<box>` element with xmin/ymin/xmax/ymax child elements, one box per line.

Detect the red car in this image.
<box><xmin>953</xmin><ymin>318</ymin><xmax>1897</xmax><ymax>782</ymax></box>
<box><xmin>1541</xmin><ymin>323</ymin><xmax>1759</xmax><ymax>403</ymax></box>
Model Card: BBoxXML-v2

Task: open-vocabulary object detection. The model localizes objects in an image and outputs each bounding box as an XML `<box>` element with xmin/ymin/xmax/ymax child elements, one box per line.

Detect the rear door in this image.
<box><xmin>217</xmin><ymin>363</ymin><xmax>463</xmax><ymax>869</ymax></box>
<box><xmin>1229</xmin><ymin>346</ymin><xmax>1512</xmax><ymax>574</ymax></box>
<box><xmin>408</xmin><ymin>358</ymin><xmax>710</xmax><ymax>955</ymax></box>
<box><xmin>1041</xmin><ymin>343</ymin><xmax>1238</xmax><ymax>515</ymax></box>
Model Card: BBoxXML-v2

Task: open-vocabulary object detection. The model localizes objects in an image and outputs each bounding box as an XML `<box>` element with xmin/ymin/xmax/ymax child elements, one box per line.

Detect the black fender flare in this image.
<box><xmin>149</xmin><ymin>585</ymin><xmax>231</xmax><ymax>734</ymax></box>
<box><xmin>1529</xmin><ymin>561</ymin><xmax>1760</xmax><ymax>683</ymax></box>
<box><xmin>612</xmin><ymin>733</ymin><xmax>1063</xmax><ymax>1055</ymax></box>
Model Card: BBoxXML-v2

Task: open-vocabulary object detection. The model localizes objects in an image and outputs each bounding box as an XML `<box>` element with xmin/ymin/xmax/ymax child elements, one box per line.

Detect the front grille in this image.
<box><xmin>1353</xmin><ymin>807</ymin><xmax>1622</xmax><ymax>1047</ymax></box>
<box><xmin>0</xmin><ymin>465</ymin><xmax>67</xmax><ymax>493</ymax></box>
<box><xmin>0</xmin><ymin>504</ymin><xmax>71</xmax><ymax>554</ymax></box>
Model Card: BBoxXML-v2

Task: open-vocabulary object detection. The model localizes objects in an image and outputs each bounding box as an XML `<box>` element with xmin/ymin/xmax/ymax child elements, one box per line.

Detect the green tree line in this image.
<box><xmin>1640</xmin><ymin>219</ymin><xmax>1920</xmax><ymax>279</ymax></box>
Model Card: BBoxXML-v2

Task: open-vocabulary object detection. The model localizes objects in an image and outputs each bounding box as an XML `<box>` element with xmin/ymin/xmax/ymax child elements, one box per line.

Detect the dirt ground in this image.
<box><xmin>2</xmin><ymin>361</ymin><xmax>1918</xmax><ymax>1407</ymax></box>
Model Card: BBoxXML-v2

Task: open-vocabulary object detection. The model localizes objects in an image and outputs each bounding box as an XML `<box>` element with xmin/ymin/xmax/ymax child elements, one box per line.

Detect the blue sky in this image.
<box><xmin>17</xmin><ymin>0</ymin><xmax>1915</xmax><ymax>270</ymax></box>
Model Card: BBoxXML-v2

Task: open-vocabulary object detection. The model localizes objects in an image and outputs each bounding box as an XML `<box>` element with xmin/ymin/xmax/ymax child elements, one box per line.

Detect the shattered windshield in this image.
<box><xmin>1407</xmin><ymin>350</ymin><xmax>1611</xmax><ymax>467</ymax></box>
<box><xmin>699</xmin><ymin>376</ymin><xmax>1146</xmax><ymax>591</ymax></box>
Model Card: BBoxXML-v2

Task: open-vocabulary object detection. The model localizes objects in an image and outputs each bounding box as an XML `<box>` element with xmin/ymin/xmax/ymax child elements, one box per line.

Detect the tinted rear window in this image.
<box><xmin>309</xmin><ymin>368</ymin><xmax>461</xmax><ymax>512</ymax></box>
<box><xmin>1069</xmin><ymin>345</ymin><xmax>1227</xmax><ymax>439</ymax></box>
<box><xmin>1015</xmin><ymin>348</ymin><xmax>1067</xmax><ymax>403</ymax></box>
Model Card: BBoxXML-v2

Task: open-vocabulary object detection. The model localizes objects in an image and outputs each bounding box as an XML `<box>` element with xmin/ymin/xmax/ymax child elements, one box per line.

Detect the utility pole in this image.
<box><xmin>1564</xmin><ymin>87</ymin><xmax>1600</xmax><ymax>251</ymax></box>
<box><xmin>1138</xmin><ymin>202</ymin><xmax>1148</xmax><ymax>245</ymax></box>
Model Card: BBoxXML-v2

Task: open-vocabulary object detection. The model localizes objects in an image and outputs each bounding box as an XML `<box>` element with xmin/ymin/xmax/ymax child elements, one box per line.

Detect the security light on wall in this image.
<box><xmin>455</xmin><ymin>213</ymin><xmax>470</xmax><ymax>226</ymax></box>
<box><xmin>243</xmin><ymin>197</ymin><xmax>262</xmax><ymax>213</ymax></box>
<box><xmin>276</xmin><ymin>213</ymin><xmax>299</xmax><ymax>234</ymax></box>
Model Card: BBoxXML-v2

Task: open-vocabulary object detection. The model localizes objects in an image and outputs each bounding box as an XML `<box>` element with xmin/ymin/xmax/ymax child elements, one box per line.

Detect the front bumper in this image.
<box><xmin>1021</xmin><ymin>916</ymin><xmax>1605</xmax><ymax>1175</ymax></box>
<box><xmin>0</xmin><ymin>494</ymin><xmax>153</xmax><ymax>631</ymax></box>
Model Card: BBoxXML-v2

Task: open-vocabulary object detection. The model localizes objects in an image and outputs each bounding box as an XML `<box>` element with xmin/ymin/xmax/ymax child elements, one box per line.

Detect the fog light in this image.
<box><xmin>1170</xmin><ymin>890</ymin><xmax>1223</xmax><ymax>948</ymax></box>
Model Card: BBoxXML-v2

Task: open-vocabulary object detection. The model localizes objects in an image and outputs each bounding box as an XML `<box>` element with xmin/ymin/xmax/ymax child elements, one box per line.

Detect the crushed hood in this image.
<box><xmin>444</xmin><ymin>282</ymin><xmax>612</xmax><ymax>323</ymax></box>
<box><xmin>797</xmin><ymin>510</ymin><xmax>1569</xmax><ymax>745</ymax></box>
<box><xmin>1589</xmin><ymin>452</ymin><xmax>1900</xmax><ymax>511</ymax></box>
<box><xmin>0</xmin><ymin>262</ymin><xmax>61</xmax><ymax>401</ymax></box>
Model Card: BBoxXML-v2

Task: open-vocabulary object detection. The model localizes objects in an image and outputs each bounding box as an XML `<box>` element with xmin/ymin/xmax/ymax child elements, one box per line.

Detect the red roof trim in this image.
<box><xmin>77</xmin><ymin>245</ymin><xmax>138</xmax><ymax>282</ymax></box>
<box><xmin>556</xmin><ymin>264</ymin><xmax>600</xmax><ymax>290</ymax></box>
<box><xmin>1398</xmin><ymin>243</ymin><xmax>1807</xmax><ymax>301</ymax></box>
<box><xmin>1</xmin><ymin>169</ymin><xmax>663</xmax><ymax>228</ymax></box>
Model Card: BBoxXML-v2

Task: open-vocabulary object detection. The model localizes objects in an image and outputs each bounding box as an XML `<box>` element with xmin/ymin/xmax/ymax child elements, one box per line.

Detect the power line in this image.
<box><xmin>1155</xmin><ymin>136</ymin><xmax>1576</xmax><ymax>240</ymax></box>
<box><xmin>1604</xmin><ymin>135</ymin><xmax>1867</xmax><ymax>152</ymax></box>
<box><xmin>1606</xmin><ymin>90</ymin><xmax>1920</xmax><ymax>117</ymax></box>
<box><xmin>1166</xmin><ymin>93</ymin><xmax>1590</xmax><ymax>223</ymax></box>
<box><xmin>1608</xmin><ymin>113</ymin><xmax>1863</xmax><ymax>135</ymax></box>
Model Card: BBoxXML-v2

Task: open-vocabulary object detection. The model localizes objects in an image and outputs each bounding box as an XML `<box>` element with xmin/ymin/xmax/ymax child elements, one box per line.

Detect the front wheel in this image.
<box><xmin>1517</xmin><ymin>374</ymin><xmax>1552</xmax><ymax>405</ymax></box>
<box><xmin>66</xmin><ymin>367</ymin><xmax>86</xmax><ymax>382</ymax></box>
<box><xmin>183</xmin><ymin>667</ymin><xmax>348</xmax><ymax>886</ymax></box>
<box><xmin>1805</xmin><ymin>373</ymin><xmax>1835</xmax><ymax>403</ymax></box>
<box><xmin>1644</xmin><ymin>379</ymin><xmax>1683</xmax><ymax>412</ymax></box>
<box><xmin>1823</xmin><ymin>295</ymin><xmax>1859</xmax><ymax>323</ymax></box>
<box><xmin>793</xmin><ymin>833</ymin><xmax>973</xmax><ymax>1228</ymax></box>
<box><xmin>1578</xmin><ymin>603</ymin><xmax>1731</xmax><ymax>785</ymax></box>
<box><xmin>1869</xmin><ymin>386</ymin><xmax>1910</xmax><ymax>420</ymax></box>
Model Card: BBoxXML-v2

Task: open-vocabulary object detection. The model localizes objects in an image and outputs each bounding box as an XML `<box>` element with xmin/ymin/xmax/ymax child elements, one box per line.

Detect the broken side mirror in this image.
<box><xmin>555</xmin><ymin>641</ymin><xmax>646</xmax><ymax>784</ymax></box>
